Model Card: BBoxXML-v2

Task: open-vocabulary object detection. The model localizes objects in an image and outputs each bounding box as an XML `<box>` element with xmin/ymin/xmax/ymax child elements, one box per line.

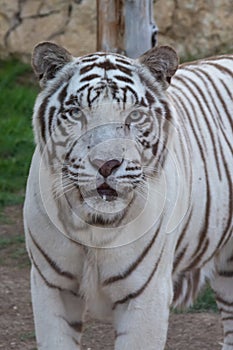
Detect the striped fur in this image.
<box><xmin>24</xmin><ymin>42</ymin><xmax>233</xmax><ymax>350</ymax></box>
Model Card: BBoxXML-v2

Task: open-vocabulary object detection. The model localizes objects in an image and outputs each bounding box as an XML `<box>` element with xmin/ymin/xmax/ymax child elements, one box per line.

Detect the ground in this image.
<box><xmin>0</xmin><ymin>205</ymin><xmax>223</xmax><ymax>350</ymax></box>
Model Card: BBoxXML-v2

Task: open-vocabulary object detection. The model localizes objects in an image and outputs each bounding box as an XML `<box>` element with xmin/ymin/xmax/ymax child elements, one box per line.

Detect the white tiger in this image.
<box><xmin>24</xmin><ymin>42</ymin><xmax>233</xmax><ymax>350</ymax></box>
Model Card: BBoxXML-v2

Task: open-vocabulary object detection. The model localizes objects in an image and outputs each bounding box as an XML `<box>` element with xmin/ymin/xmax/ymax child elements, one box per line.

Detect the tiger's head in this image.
<box><xmin>32</xmin><ymin>42</ymin><xmax>179</xmax><ymax>228</ymax></box>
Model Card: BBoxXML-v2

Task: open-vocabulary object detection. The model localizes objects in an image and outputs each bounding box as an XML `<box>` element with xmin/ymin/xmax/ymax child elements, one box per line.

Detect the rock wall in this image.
<box><xmin>0</xmin><ymin>0</ymin><xmax>232</xmax><ymax>62</ymax></box>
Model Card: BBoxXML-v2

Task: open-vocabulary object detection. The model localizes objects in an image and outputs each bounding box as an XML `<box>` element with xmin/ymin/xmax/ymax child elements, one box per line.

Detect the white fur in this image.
<box><xmin>24</xmin><ymin>51</ymin><xmax>233</xmax><ymax>349</ymax></box>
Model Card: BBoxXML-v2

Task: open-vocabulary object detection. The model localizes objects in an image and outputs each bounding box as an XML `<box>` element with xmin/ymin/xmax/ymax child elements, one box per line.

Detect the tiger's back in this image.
<box><xmin>168</xmin><ymin>56</ymin><xmax>233</xmax><ymax>310</ymax></box>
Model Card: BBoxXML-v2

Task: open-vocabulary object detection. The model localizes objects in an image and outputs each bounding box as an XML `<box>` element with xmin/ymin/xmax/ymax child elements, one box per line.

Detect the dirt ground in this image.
<box><xmin>0</xmin><ymin>205</ymin><xmax>223</xmax><ymax>350</ymax></box>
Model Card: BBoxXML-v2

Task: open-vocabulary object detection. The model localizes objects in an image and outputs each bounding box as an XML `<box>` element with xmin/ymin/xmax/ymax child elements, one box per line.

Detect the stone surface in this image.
<box><xmin>0</xmin><ymin>0</ymin><xmax>232</xmax><ymax>62</ymax></box>
<box><xmin>156</xmin><ymin>0</ymin><xmax>233</xmax><ymax>60</ymax></box>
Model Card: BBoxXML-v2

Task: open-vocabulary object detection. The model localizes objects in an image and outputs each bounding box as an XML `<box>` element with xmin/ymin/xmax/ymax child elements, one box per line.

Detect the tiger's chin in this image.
<box><xmin>64</xmin><ymin>184</ymin><xmax>135</xmax><ymax>228</ymax></box>
<box><xmin>85</xmin><ymin>209</ymin><xmax>126</xmax><ymax>227</ymax></box>
<box><xmin>79</xmin><ymin>191</ymin><xmax>134</xmax><ymax>228</ymax></box>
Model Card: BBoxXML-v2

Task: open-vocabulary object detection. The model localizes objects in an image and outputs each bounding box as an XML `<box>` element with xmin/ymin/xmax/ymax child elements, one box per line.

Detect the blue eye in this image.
<box><xmin>125</xmin><ymin>110</ymin><xmax>142</xmax><ymax>125</ymax></box>
<box><xmin>129</xmin><ymin>111</ymin><xmax>141</xmax><ymax>120</ymax></box>
<box><xmin>69</xmin><ymin>107</ymin><xmax>81</xmax><ymax>118</ymax></box>
<box><xmin>61</xmin><ymin>107</ymin><xmax>84</xmax><ymax>122</ymax></box>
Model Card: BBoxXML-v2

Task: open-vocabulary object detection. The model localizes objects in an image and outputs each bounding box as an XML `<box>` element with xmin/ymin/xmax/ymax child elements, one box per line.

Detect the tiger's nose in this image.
<box><xmin>92</xmin><ymin>159</ymin><xmax>122</xmax><ymax>178</ymax></box>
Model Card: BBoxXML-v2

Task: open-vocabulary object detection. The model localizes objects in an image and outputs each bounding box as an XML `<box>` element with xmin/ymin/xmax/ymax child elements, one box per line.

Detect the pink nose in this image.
<box><xmin>92</xmin><ymin>159</ymin><xmax>122</xmax><ymax>178</ymax></box>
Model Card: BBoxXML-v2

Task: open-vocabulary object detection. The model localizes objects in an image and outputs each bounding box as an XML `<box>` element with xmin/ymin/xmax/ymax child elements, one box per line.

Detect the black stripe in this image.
<box><xmin>200</xmin><ymin>143</ymin><xmax>232</xmax><ymax>267</ymax></box>
<box><xmin>175</xmin><ymin>209</ymin><xmax>193</xmax><ymax>253</ymax></box>
<box><xmin>29</xmin><ymin>249</ymin><xmax>79</xmax><ymax>297</ymax></box>
<box><xmin>122</xmin><ymin>87</ymin><xmax>127</xmax><ymax>106</ymax></box>
<box><xmin>77</xmin><ymin>83</ymin><xmax>90</xmax><ymax>93</ymax></box>
<box><xmin>222</xmin><ymin>316</ymin><xmax>233</xmax><ymax>321</ymax></box>
<box><xmin>125</xmin><ymin>85</ymin><xmax>139</xmax><ymax>104</ymax></box>
<box><xmin>218</xmin><ymin>270</ymin><xmax>233</xmax><ymax>278</ymax></box>
<box><xmin>90</xmin><ymin>90</ymin><xmax>101</xmax><ymax>104</ymax></box>
<box><xmin>174</xmin><ymin>76</ymin><xmax>208</xmax><ymax>152</ymax></box>
<box><xmin>118</xmin><ymin>174</ymin><xmax>140</xmax><ymax>179</ymax></box>
<box><xmin>193</xmin><ymin>68</ymin><xmax>232</xmax><ymax>152</ymax></box>
<box><xmin>140</xmin><ymin>97</ymin><xmax>148</xmax><ymax>107</ymax></box>
<box><xmin>195</xmin><ymin>68</ymin><xmax>233</xmax><ymax>132</ymax></box>
<box><xmin>179</xmin><ymin>72</ymin><xmax>222</xmax><ymax>180</ymax></box>
<box><xmin>112</xmin><ymin>247</ymin><xmax>164</xmax><ymax>309</ymax></box>
<box><xmin>224</xmin><ymin>330</ymin><xmax>233</xmax><ymax>337</ymax></box>
<box><xmin>81</xmin><ymin>57</ymin><xmax>99</xmax><ymax>63</ymax></box>
<box><xmin>80</xmin><ymin>64</ymin><xmax>95</xmax><ymax>75</ymax></box>
<box><xmin>216</xmin><ymin>295</ymin><xmax>233</xmax><ymax>307</ymax></box>
<box><xmin>115</xmin><ymin>58</ymin><xmax>132</xmax><ymax>66</ymax></box>
<box><xmin>145</xmin><ymin>89</ymin><xmax>155</xmax><ymax>106</ymax></box>
<box><xmin>87</xmin><ymin>86</ymin><xmax>92</xmax><ymax>108</ymax></box>
<box><xmin>80</xmin><ymin>74</ymin><xmax>101</xmax><ymax>82</ymax></box>
<box><xmin>173</xmin><ymin>273</ymin><xmax>184</xmax><ymax>303</ymax></box>
<box><xmin>28</xmin><ymin>228</ymin><xmax>76</xmax><ymax>280</ymax></box>
<box><xmin>103</xmin><ymin>226</ymin><xmax>160</xmax><ymax>286</ymax></box>
<box><xmin>207</xmin><ymin>62</ymin><xmax>233</xmax><ymax>77</ymax></box>
<box><xmin>191</xmin><ymin>269</ymin><xmax>201</xmax><ymax>300</ymax></box>
<box><xmin>220</xmin><ymin>78</ymin><xmax>233</xmax><ymax>101</ymax></box>
<box><xmin>57</xmin><ymin>122</ymin><xmax>70</xmax><ymax>137</ymax></box>
<box><xmin>151</xmin><ymin>140</ymin><xmax>159</xmax><ymax>156</ymax></box>
<box><xmin>173</xmin><ymin>246</ymin><xmax>187</xmax><ymax>272</ymax></box>
<box><xmin>179</xmin><ymin>68</ymin><xmax>219</xmax><ymax>129</ymax></box>
<box><xmin>38</xmin><ymin>96</ymin><xmax>50</xmax><ymax>142</ymax></box>
<box><xmin>80</xmin><ymin>61</ymin><xmax>115</xmax><ymax>74</ymax></box>
<box><xmin>191</xmin><ymin>68</ymin><xmax>233</xmax><ymax>147</ymax></box>
<box><xmin>162</xmin><ymin>100</ymin><xmax>172</xmax><ymax>121</ymax></box>
<box><xmin>58</xmin><ymin>83</ymin><xmax>68</xmax><ymax>104</ymax></box>
<box><xmin>219</xmin><ymin>308</ymin><xmax>233</xmax><ymax>315</ymax></box>
<box><xmin>216</xmin><ymin>143</ymin><xmax>233</xmax><ymax>249</ymax></box>
<box><xmin>115</xmin><ymin>64</ymin><xmax>132</xmax><ymax>76</ymax></box>
<box><xmin>186</xmin><ymin>238</ymin><xmax>209</xmax><ymax>270</ymax></box>
<box><xmin>48</xmin><ymin>106</ymin><xmax>56</xmax><ymax>136</ymax></box>
<box><xmin>80</xmin><ymin>61</ymin><xmax>133</xmax><ymax>77</ymax></box>
<box><xmin>114</xmin><ymin>75</ymin><xmax>134</xmax><ymax>84</ymax></box>
<box><xmin>171</xmin><ymin>88</ymin><xmax>211</xmax><ymax>262</ymax></box>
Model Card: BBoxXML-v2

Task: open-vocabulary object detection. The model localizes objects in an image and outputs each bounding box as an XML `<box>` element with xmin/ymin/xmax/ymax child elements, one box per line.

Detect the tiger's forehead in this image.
<box><xmin>77</xmin><ymin>52</ymin><xmax>134</xmax><ymax>69</ymax></box>
<box><xmin>65</xmin><ymin>53</ymin><xmax>147</xmax><ymax>110</ymax></box>
<box><xmin>73</xmin><ymin>52</ymin><xmax>141</xmax><ymax>86</ymax></box>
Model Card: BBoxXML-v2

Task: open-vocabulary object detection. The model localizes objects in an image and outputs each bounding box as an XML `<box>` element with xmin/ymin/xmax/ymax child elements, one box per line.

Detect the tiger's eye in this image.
<box><xmin>129</xmin><ymin>110</ymin><xmax>141</xmax><ymax>120</ymax></box>
<box><xmin>70</xmin><ymin>107</ymin><xmax>81</xmax><ymax>117</ymax></box>
<box><xmin>125</xmin><ymin>110</ymin><xmax>142</xmax><ymax>125</ymax></box>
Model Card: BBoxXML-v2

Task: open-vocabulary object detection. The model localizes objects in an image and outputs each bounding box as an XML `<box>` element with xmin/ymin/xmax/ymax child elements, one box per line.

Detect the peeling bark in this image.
<box><xmin>97</xmin><ymin>0</ymin><xmax>158</xmax><ymax>58</ymax></box>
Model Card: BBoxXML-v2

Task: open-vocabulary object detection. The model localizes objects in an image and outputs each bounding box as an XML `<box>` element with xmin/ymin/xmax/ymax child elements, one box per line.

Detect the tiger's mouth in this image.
<box><xmin>97</xmin><ymin>183</ymin><xmax>118</xmax><ymax>202</ymax></box>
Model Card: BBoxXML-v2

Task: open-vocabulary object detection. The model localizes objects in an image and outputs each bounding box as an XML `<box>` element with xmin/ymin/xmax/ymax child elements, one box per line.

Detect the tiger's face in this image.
<box><xmin>32</xmin><ymin>43</ymin><xmax>178</xmax><ymax>227</ymax></box>
<box><xmin>62</xmin><ymin>103</ymin><xmax>148</xmax><ymax>225</ymax></box>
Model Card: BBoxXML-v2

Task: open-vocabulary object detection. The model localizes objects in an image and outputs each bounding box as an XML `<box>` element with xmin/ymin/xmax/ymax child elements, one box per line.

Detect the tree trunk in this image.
<box><xmin>96</xmin><ymin>0</ymin><xmax>157</xmax><ymax>58</ymax></box>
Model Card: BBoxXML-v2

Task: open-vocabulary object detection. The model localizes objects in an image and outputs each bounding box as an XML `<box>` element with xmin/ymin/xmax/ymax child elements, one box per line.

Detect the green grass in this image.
<box><xmin>0</xmin><ymin>59</ymin><xmax>38</xmax><ymax>208</ymax></box>
<box><xmin>0</xmin><ymin>234</ymin><xmax>29</xmax><ymax>267</ymax></box>
<box><xmin>19</xmin><ymin>331</ymin><xmax>36</xmax><ymax>341</ymax></box>
<box><xmin>173</xmin><ymin>285</ymin><xmax>217</xmax><ymax>313</ymax></box>
<box><xmin>189</xmin><ymin>285</ymin><xmax>217</xmax><ymax>312</ymax></box>
<box><xmin>0</xmin><ymin>235</ymin><xmax>25</xmax><ymax>249</ymax></box>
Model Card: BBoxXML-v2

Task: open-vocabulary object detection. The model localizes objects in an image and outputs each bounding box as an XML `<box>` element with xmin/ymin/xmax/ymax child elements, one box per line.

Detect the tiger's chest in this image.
<box><xmin>79</xmin><ymin>250</ymin><xmax>113</xmax><ymax>320</ymax></box>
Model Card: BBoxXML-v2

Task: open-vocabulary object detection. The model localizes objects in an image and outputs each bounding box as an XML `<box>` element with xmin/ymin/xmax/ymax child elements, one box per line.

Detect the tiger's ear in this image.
<box><xmin>32</xmin><ymin>42</ymin><xmax>72</xmax><ymax>88</ymax></box>
<box><xmin>138</xmin><ymin>46</ymin><xmax>179</xmax><ymax>89</ymax></box>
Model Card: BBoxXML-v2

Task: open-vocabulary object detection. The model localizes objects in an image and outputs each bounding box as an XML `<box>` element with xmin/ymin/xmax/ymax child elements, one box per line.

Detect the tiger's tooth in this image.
<box><xmin>103</xmin><ymin>194</ymin><xmax>106</xmax><ymax>201</ymax></box>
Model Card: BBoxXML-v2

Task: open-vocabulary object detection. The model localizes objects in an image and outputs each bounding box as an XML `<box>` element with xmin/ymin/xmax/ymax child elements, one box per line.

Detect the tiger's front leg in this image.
<box><xmin>31</xmin><ymin>265</ymin><xmax>85</xmax><ymax>350</ymax></box>
<box><xmin>112</xmin><ymin>276</ymin><xmax>173</xmax><ymax>350</ymax></box>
